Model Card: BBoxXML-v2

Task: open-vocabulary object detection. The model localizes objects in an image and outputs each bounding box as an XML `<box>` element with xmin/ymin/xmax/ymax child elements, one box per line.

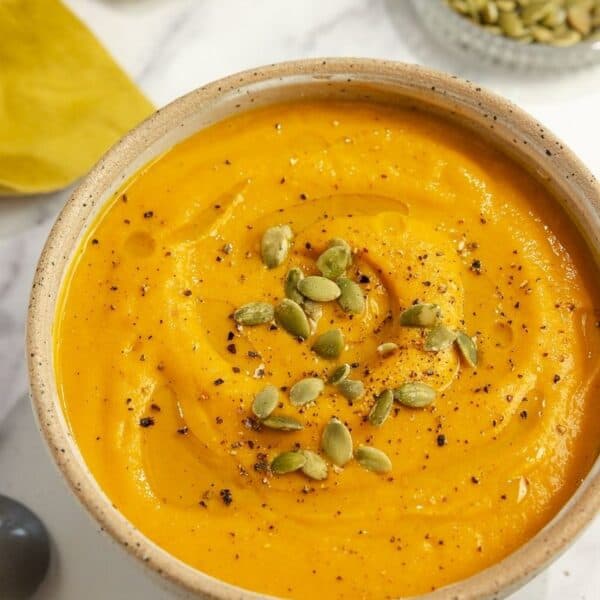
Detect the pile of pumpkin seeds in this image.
<box><xmin>234</xmin><ymin>224</ymin><xmax>479</xmax><ymax>480</ymax></box>
<box><xmin>235</xmin><ymin>227</ymin><xmax>363</xmax><ymax>351</ymax></box>
<box><xmin>447</xmin><ymin>0</ymin><xmax>600</xmax><ymax>46</ymax></box>
<box><xmin>271</xmin><ymin>417</ymin><xmax>392</xmax><ymax>478</ymax></box>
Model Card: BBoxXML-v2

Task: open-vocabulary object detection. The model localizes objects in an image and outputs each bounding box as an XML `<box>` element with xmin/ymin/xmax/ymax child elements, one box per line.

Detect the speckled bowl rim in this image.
<box><xmin>27</xmin><ymin>58</ymin><xmax>600</xmax><ymax>600</ymax></box>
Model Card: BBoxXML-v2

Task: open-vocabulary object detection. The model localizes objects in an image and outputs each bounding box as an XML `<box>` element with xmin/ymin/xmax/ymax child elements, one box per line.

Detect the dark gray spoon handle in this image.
<box><xmin>0</xmin><ymin>495</ymin><xmax>50</xmax><ymax>599</ymax></box>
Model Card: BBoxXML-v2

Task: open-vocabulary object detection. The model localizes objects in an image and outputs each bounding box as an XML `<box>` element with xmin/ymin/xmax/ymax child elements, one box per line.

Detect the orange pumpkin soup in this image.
<box><xmin>55</xmin><ymin>101</ymin><xmax>600</xmax><ymax>598</ymax></box>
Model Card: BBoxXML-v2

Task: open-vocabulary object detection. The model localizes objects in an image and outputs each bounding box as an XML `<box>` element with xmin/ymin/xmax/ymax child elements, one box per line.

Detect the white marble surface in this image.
<box><xmin>0</xmin><ymin>0</ymin><xmax>598</xmax><ymax>598</ymax></box>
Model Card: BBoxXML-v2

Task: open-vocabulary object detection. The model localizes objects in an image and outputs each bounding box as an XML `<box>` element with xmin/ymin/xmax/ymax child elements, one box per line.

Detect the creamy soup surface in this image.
<box><xmin>55</xmin><ymin>101</ymin><xmax>600</xmax><ymax>599</ymax></box>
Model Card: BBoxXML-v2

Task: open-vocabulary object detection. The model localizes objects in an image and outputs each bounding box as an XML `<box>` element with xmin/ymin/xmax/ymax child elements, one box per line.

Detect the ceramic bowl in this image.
<box><xmin>27</xmin><ymin>58</ymin><xmax>600</xmax><ymax>599</ymax></box>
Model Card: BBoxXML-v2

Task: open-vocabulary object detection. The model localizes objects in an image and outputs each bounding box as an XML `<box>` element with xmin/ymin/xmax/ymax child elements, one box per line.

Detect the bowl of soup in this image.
<box><xmin>28</xmin><ymin>59</ymin><xmax>600</xmax><ymax>599</ymax></box>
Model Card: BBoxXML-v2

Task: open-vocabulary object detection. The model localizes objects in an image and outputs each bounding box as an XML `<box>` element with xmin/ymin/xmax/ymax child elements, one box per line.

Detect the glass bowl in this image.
<box><xmin>411</xmin><ymin>0</ymin><xmax>600</xmax><ymax>70</ymax></box>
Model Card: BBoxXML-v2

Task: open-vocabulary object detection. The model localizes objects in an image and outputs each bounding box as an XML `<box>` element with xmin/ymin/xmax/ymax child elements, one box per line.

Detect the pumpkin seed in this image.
<box><xmin>551</xmin><ymin>22</ymin><xmax>569</xmax><ymax>36</ymax></box>
<box><xmin>303</xmin><ymin>299</ymin><xmax>322</xmax><ymax>322</ymax></box>
<box><xmin>355</xmin><ymin>445</ymin><xmax>392</xmax><ymax>473</ymax></box>
<box><xmin>303</xmin><ymin>299</ymin><xmax>322</xmax><ymax>334</ymax></box>
<box><xmin>377</xmin><ymin>342</ymin><xmax>398</xmax><ymax>357</ymax></box>
<box><xmin>450</xmin><ymin>0</ymin><xmax>470</xmax><ymax>14</ymax></box>
<box><xmin>337</xmin><ymin>379</ymin><xmax>365</xmax><ymax>402</ymax></box>
<box><xmin>393</xmin><ymin>382</ymin><xmax>436</xmax><ymax>408</ymax></box>
<box><xmin>316</xmin><ymin>244</ymin><xmax>351</xmax><ymax>279</ymax></box>
<box><xmin>284</xmin><ymin>267</ymin><xmax>305</xmax><ymax>304</ymax></box>
<box><xmin>233</xmin><ymin>302</ymin><xmax>274</xmax><ymax>326</ymax></box>
<box><xmin>542</xmin><ymin>6</ymin><xmax>566</xmax><ymax>27</ymax></box>
<box><xmin>329</xmin><ymin>238</ymin><xmax>352</xmax><ymax>253</ymax></box>
<box><xmin>271</xmin><ymin>451</ymin><xmax>306</xmax><ymax>474</ymax></box>
<box><xmin>521</xmin><ymin>2</ymin><xmax>555</xmax><ymax>25</ymax></box>
<box><xmin>328</xmin><ymin>363</ymin><xmax>351</xmax><ymax>385</ymax></box>
<box><xmin>261</xmin><ymin>414</ymin><xmax>304</xmax><ymax>431</ymax></box>
<box><xmin>368</xmin><ymin>389</ymin><xmax>394</xmax><ymax>426</ymax></box>
<box><xmin>466</xmin><ymin>0</ymin><xmax>486</xmax><ymax>18</ymax></box>
<box><xmin>424</xmin><ymin>325</ymin><xmax>457</xmax><ymax>352</ymax></box>
<box><xmin>298</xmin><ymin>276</ymin><xmax>341</xmax><ymax>302</ymax></box>
<box><xmin>312</xmin><ymin>329</ymin><xmax>344</xmax><ymax>359</ymax></box>
<box><xmin>252</xmin><ymin>384</ymin><xmax>279</xmax><ymax>419</ymax></box>
<box><xmin>496</xmin><ymin>0</ymin><xmax>517</xmax><ymax>10</ymax></box>
<box><xmin>567</xmin><ymin>4</ymin><xmax>592</xmax><ymax>33</ymax></box>
<box><xmin>499</xmin><ymin>11</ymin><xmax>527</xmax><ymax>36</ymax></box>
<box><xmin>399</xmin><ymin>303</ymin><xmax>441</xmax><ymax>328</ymax></box>
<box><xmin>455</xmin><ymin>331</ymin><xmax>478</xmax><ymax>367</ymax></box>
<box><xmin>290</xmin><ymin>377</ymin><xmax>325</xmax><ymax>406</ymax></box>
<box><xmin>274</xmin><ymin>298</ymin><xmax>311</xmax><ymax>339</ymax></box>
<box><xmin>336</xmin><ymin>278</ymin><xmax>365</xmax><ymax>314</ymax></box>
<box><xmin>261</xmin><ymin>224</ymin><xmax>293</xmax><ymax>268</ymax></box>
<box><xmin>481</xmin><ymin>1</ymin><xmax>499</xmax><ymax>23</ymax></box>
<box><xmin>530</xmin><ymin>24</ymin><xmax>555</xmax><ymax>41</ymax></box>
<box><xmin>549</xmin><ymin>28</ymin><xmax>582</xmax><ymax>44</ymax></box>
<box><xmin>322</xmin><ymin>418</ymin><xmax>353</xmax><ymax>466</ymax></box>
<box><xmin>300</xmin><ymin>450</ymin><xmax>328</xmax><ymax>480</ymax></box>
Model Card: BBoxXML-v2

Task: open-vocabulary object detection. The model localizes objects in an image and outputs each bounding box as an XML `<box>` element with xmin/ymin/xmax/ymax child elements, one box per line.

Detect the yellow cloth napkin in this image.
<box><xmin>0</xmin><ymin>0</ymin><xmax>154</xmax><ymax>195</ymax></box>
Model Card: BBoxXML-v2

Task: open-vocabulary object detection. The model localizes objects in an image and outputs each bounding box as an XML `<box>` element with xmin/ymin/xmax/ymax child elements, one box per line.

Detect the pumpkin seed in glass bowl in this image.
<box><xmin>411</xmin><ymin>0</ymin><xmax>600</xmax><ymax>69</ymax></box>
